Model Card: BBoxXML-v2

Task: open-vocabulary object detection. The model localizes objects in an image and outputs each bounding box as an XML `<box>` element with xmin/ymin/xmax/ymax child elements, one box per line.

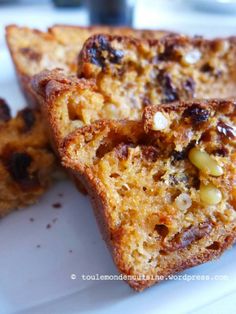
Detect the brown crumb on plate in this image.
<box><xmin>52</xmin><ymin>202</ymin><xmax>62</xmax><ymax>209</ymax></box>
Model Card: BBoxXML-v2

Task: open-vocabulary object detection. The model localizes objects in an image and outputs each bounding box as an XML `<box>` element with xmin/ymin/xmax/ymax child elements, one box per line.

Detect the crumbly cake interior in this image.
<box><xmin>63</xmin><ymin>100</ymin><xmax>236</xmax><ymax>287</ymax></box>
<box><xmin>75</xmin><ymin>34</ymin><xmax>236</xmax><ymax>122</ymax></box>
<box><xmin>0</xmin><ymin>102</ymin><xmax>55</xmax><ymax>216</ymax></box>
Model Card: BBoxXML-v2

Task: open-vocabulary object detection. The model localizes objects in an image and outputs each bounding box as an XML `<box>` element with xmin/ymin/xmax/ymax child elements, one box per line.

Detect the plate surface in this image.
<box><xmin>1</xmin><ymin>29</ymin><xmax>236</xmax><ymax>314</ymax></box>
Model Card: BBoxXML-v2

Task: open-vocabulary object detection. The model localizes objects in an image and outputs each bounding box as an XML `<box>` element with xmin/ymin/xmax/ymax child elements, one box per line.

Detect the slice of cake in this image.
<box><xmin>6</xmin><ymin>25</ymin><xmax>171</xmax><ymax>107</ymax></box>
<box><xmin>0</xmin><ymin>99</ymin><xmax>56</xmax><ymax>217</ymax></box>
<box><xmin>78</xmin><ymin>34</ymin><xmax>236</xmax><ymax>110</ymax></box>
<box><xmin>61</xmin><ymin>99</ymin><xmax>236</xmax><ymax>290</ymax></box>
<box><xmin>32</xmin><ymin>32</ymin><xmax>236</xmax><ymax>148</ymax></box>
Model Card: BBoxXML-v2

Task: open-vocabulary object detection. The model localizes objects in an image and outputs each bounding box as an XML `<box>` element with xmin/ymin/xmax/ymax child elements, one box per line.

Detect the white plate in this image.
<box><xmin>1</xmin><ymin>33</ymin><xmax>236</xmax><ymax>314</ymax></box>
<box><xmin>190</xmin><ymin>0</ymin><xmax>236</xmax><ymax>14</ymax></box>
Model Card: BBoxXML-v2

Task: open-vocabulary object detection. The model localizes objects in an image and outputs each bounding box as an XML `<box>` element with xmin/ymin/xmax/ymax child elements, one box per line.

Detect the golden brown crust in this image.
<box><xmin>31</xmin><ymin>68</ymin><xmax>93</xmax><ymax>99</ymax></box>
<box><xmin>31</xmin><ymin>69</ymin><xmax>94</xmax><ymax>194</ymax></box>
<box><xmin>31</xmin><ymin>69</ymin><xmax>96</xmax><ymax>150</ymax></box>
<box><xmin>61</xmin><ymin>99</ymin><xmax>236</xmax><ymax>290</ymax></box>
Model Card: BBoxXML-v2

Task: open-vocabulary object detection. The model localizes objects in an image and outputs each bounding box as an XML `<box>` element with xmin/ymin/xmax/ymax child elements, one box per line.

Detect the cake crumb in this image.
<box><xmin>46</xmin><ymin>223</ymin><xmax>51</xmax><ymax>229</ymax></box>
<box><xmin>36</xmin><ymin>244</ymin><xmax>41</xmax><ymax>248</ymax></box>
<box><xmin>52</xmin><ymin>218</ymin><xmax>58</xmax><ymax>224</ymax></box>
<box><xmin>29</xmin><ymin>217</ymin><xmax>35</xmax><ymax>222</ymax></box>
<box><xmin>69</xmin><ymin>249</ymin><xmax>73</xmax><ymax>253</ymax></box>
<box><xmin>58</xmin><ymin>193</ymin><xmax>63</xmax><ymax>197</ymax></box>
<box><xmin>52</xmin><ymin>202</ymin><xmax>62</xmax><ymax>209</ymax></box>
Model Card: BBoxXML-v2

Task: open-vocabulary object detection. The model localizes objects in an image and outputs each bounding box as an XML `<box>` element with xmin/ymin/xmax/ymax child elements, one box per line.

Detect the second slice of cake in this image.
<box><xmin>61</xmin><ymin>99</ymin><xmax>236</xmax><ymax>290</ymax></box>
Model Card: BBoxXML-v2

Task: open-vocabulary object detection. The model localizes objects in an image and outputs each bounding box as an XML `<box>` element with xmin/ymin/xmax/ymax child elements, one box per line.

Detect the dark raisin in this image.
<box><xmin>165</xmin><ymin>221</ymin><xmax>212</xmax><ymax>252</ymax></box>
<box><xmin>0</xmin><ymin>98</ymin><xmax>11</xmax><ymax>122</ymax></box>
<box><xmin>96</xmin><ymin>142</ymin><xmax>111</xmax><ymax>158</ymax></box>
<box><xmin>171</xmin><ymin>141</ymin><xmax>195</xmax><ymax>163</ymax></box>
<box><xmin>157</xmin><ymin>71</ymin><xmax>179</xmax><ymax>103</ymax></box>
<box><xmin>159</xmin><ymin>250</ymin><xmax>168</xmax><ymax>255</ymax></box>
<box><xmin>2</xmin><ymin>149</ymin><xmax>40</xmax><ymax>189</ymax></box>
<box><xmin>98</xmin><ymin>35</ymin><xmax>109</xmax><ymax>50</ymax></box>
<box><xmin>172</xmin><ymin>150</ymin><xmax>186</xmax><ymax>162</ymax></box>
<box><xmin>142</xmin><ymin>146</ymin><xmax>159</xmax><ymax>162</ymax></box>
<box><xmin>19</xmin><ymin>108</ymin><xmax>36</xmax><ymax>132</ymax></box>
<box><xmin>206</xmin><ymin>241</ymin><xmax>220</xmax><ymax>250</ymax></box>
<box><xmin>183</xmin><ymin>104</ymin><xmax>209</xmax><ymax>124</ymax></box>
<box><xmin>19</xmin><ymin>48</ymin><xmax>42</xmax><ymax>62</ymax></box>
<box><xmin>201</xmin><ymin>63</ymin><xmax>223</xmax><ymax>78</ymax></box>
<box><xmin>88</xmin><ymin>35</ymin><xmax>124</xmax><ymax>68</ymax></box>
<box><xmin>217</xmin><ymin>121</ymin><xmax>236</xmax><ymax>139</ymax></box>
<box><xmin>88</xmin><ymin>47</ymin><xmax>103</xmax><ymax>67</ymax></box>
<box><xmin>155</xmin><ymin>224</ymin><xmax>169</xmax><ymax>238</ymax></box>
<box><xmin>183</xmin><ymin>78</ymin><xmax>195</xmax><ymax>97</ymax></box>
<box><xmin>200</xmin><ymin>130</ymin><xmax>212</xmax><ymax>142</ymax></box>
<box><xmin>110</xmin><ymin>49</ymin><xmax>124</xmax><ymax>64</ymax></box>
<box><xmin>158</xmin><ymin>42</ymin><xmax>177</xmax><ymax>62</ymax></box>
<box><xmin>213</xmin><ymin>147</ymin><xmax>228</xmax><ymax>157</ymax></box>
<box><xmin>7</xmin><ymin>152</ymin><xmax>32</xmax><ymax>182</ymax></box>
<box><xmin>192</xmin><ymin>176</ymin><xmax>200</xmax><ymax>189</ymax></box>
<box><xmin>201</xmin><ymin>63</ymin><xmax>214</xmax><ymax>73</ymax></box>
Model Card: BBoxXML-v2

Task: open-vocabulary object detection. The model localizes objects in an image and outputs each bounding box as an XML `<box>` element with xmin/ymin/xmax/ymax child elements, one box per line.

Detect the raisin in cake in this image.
<box><xmin>32</xmin><ymin>32</ymin><xmax>236</xmax><ymax>148</ymax></box>
<box><xmin>0</xmin><ymin>99</ymin><xmax>55</xmax><ymax>217</ymax></box>
<box><xmin>61</xmin><ymin>99</ymin><xmax>236</xmax><ymax>290</ymax></box>
<box><xmin>6</xmin><ymin>25</ymin><xmax>171</xmax><ymax>107</ymax></box>
<box><xmin>78</xmin><ymin>34</ymin><xmax>236</xmax><ymax>110</ymax></box>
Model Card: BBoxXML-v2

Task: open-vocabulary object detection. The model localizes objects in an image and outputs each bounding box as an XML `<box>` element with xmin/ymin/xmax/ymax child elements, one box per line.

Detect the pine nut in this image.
<box><xmin>183</xmin><ymin>49</ymin><xmax>201</xmax><ymax>65</ymax></box>
<box><xmin>200</xmin><ymin>183</ymin><xmax>222</xmax><ymax>205</ymax></box>
<box><xmin>188</xmin><ymin>147</ymin><xmax>223</xmax><ymax>176</ymax></box>
<box><xmin>175</xmin><ymin>193</ymin><xmax>192</xmax><ymax>210</ymax></box>
<box><xmin>152</xmin><ymin>112</ymin><xmax>169</xmax><ymax>131</ymax></box>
